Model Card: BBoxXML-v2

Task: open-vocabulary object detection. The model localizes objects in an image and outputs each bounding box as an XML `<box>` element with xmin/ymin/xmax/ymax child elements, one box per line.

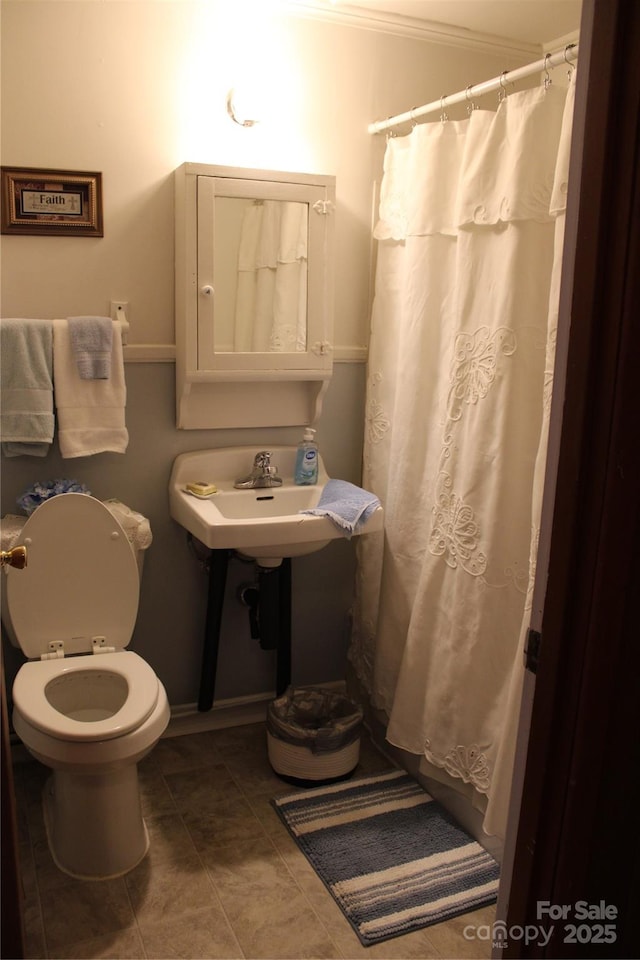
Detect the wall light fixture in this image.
<box><xmin>226</xmin><ymin>88</ymin><xmax>260</xmax><ymax>127</ymax></box>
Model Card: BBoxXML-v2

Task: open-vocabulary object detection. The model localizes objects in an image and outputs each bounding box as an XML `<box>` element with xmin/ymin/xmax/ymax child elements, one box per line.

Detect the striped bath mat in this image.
<box><xmin>272</xmin><ymin>768</ymin><xmax>500</xmax><ymax>945</ymax></box>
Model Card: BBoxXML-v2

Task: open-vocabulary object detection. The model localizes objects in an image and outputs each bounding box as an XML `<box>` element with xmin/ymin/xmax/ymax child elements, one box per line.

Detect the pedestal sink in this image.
<box><xmin>169</xmin><ymin>447</ymin><xmax>383</xmax><ymax>712</ymax></box>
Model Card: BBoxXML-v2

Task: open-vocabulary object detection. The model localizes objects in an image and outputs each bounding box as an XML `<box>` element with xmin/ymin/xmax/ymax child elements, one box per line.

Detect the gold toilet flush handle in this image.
<box><xmin>0</xmin><ymin>545</ymin><xmax>27</xmax><ymax>569</ymax></box>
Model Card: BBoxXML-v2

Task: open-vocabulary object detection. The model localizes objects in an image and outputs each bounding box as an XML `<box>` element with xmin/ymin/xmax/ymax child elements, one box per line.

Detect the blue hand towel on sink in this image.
<box><xmin>300</xmin><ymin>479</ymin><xmax>380</xmax><ymax>538</ymax></box>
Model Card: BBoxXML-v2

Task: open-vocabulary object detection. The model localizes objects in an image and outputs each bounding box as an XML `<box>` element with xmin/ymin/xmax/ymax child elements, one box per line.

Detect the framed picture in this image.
<box><xmin>1</xmin><ymin>167</ymin><xmax>103</xmax><ymax>237</ymax></box>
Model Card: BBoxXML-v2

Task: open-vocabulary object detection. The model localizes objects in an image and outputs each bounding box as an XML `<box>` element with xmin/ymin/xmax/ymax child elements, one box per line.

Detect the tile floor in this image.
<box><xmin>13</xmin><ymin>723</ymin><xmax>496</xmax><ymax>959</ymax></box>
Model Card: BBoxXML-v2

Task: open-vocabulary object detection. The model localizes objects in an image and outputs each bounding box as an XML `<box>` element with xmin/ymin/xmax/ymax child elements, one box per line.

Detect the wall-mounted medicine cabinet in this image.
<box><xmin>175</xmin><ymin>162</ymin><xmax>336</xmax><ymax>429</ymax></box>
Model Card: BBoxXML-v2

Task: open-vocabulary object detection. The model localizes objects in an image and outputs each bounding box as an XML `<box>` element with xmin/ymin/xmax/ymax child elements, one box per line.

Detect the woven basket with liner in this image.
<box><xmin>267</xmin><ymin>686</ymin><xmax>363</xmax><ymax>785</ymax></box>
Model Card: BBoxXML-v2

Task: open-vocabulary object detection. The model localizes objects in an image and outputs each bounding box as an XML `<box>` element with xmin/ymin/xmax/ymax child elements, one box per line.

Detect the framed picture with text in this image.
<box><xmin>1</xmin><ymin>167</ymin><xmax>103</xmax><ymax>237</ymax></box>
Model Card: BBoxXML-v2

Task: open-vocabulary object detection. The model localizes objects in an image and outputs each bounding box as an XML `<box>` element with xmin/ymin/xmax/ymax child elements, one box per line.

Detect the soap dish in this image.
<box><xmin>185</xmin><ymin>481</ymin><xmax>218</xmax><ymax>498</ymax></box>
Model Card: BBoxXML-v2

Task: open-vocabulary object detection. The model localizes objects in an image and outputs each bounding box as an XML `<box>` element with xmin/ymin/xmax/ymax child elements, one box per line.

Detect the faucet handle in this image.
<box><xmin>234</xmin><ymin>451</ymin><xmax>282</xmax><ymax>488</ymax></box>
<box><xmin>253</xmin><ymin>451</ymin><xmax>273</xmax><ymax>473</ymax></box>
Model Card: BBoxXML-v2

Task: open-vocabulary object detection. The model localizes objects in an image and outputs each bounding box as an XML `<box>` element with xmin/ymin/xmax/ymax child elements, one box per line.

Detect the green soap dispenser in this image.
<box><xmin>294</xmin><ymin>428</ymin><xmax>318</xmax><ymax>485</ymax></box>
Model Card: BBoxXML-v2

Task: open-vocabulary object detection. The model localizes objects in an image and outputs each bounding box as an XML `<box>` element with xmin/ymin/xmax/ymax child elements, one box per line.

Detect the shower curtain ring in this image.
<box><xmin>498</xmin><ymin>71</ymin><xmax>509</xmax><ymax>104</ymax></box>
<box><xmin>440</xmin><ymin>95</ymin><xmax>448</xmax><ymax>123</ymax></box>
<box><xmin>465</xmin><ymin>84</ymin><xmax>478</xmax><ymax>115</ymax></box>
<box><xmin>543</xmin><ymin>52</ymin><xmax>552</xmax><ymax>89</ymax></box>
<box><xmin>564</xmin><ymin>43</ymin><xmax>576</xmax><ymax>78</ymax></box>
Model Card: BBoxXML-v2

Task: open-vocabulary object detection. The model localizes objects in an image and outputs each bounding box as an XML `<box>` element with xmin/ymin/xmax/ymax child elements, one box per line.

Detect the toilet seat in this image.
<box><xmin>12</xmin><ymin>651</ymin><xmax>160</xmax><ymax>742</ymax></box>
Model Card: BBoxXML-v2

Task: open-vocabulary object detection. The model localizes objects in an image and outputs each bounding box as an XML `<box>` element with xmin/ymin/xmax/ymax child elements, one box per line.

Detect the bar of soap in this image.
<box><xmin>185</xmin><ymin>481</ymin><xmax>218</xmax><ymax>498</ymax></box>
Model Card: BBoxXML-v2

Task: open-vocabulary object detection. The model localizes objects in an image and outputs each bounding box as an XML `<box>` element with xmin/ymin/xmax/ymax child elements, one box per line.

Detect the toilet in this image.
<box><xmin>6</xmin><ymin>493</ymin><xmax>170</xmax><ymax>880</ymax></box>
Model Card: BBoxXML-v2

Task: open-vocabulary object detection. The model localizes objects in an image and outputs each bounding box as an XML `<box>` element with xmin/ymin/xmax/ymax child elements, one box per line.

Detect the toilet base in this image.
<box><xmin>43</xmin><ymin>765</ymin><xmax>149</xmax><ymax>880</ymax></box>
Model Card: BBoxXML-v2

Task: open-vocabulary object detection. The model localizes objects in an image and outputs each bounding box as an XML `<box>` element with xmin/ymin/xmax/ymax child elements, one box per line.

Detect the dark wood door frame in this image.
<box><xmin>1</xmin><ymin>647</ymin><xmax>25</xmax><ymax>958</ymax></box>
<box><xmin>504</xmin><ymin>1</ymin><xmax>640</xmax><ymax>956</ymax></box>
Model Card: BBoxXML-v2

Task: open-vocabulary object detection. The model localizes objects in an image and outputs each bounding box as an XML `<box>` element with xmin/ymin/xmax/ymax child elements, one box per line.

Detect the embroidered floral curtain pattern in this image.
<box><xmin>351</xmin><ymin>77</ymin><xmax>575</xmax><ymax>838</ymax></box>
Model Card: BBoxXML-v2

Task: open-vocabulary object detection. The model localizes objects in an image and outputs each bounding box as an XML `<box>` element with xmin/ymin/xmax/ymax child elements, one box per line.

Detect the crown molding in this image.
<box><xmin>282</xmin><ymin>1</ymin><xmax>541</xmax><ymax>59</ymax></box>
<box><xmin>546</xmin><ymin>28</ymin><xmax>580</xmax><ymax>51</ymax></box>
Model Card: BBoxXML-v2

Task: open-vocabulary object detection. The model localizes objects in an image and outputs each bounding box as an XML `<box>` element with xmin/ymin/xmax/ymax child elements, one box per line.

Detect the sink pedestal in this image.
<box><xmin>197</xmin><ymin>551</ymin><xmax>292</xmax><ymax>711</ymax></box>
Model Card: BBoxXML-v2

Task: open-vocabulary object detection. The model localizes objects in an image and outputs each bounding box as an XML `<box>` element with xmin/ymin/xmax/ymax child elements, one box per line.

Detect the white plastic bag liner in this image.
<box><xmin>267</xmin><ymin>686</ymin><xmax>363</xmax><ymax>755</ymax></box>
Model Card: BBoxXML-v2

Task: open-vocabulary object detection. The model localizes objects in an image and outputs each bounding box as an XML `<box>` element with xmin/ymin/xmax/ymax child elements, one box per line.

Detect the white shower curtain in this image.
<box><xmin>234</xmin><ymin>200</ymin><xmax>308</xmax><ymax>352</ymax></box>
<box><xmin>351</xmin><ymin>75</ymin><xmax>576</xmax><ymax>839</ymax></box>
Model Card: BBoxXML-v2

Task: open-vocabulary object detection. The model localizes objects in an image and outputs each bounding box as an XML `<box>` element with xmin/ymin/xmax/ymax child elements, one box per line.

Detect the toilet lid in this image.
<box><xmin>7</xmin><ymin>494</ymin><xmax>139</xmax><ymax>660</ymax></box>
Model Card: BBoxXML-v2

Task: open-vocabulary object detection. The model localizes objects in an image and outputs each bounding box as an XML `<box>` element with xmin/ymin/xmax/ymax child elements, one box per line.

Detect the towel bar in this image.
<box><xmin>0</xmin><ymin>315</ymin><xmax>130</xmax><ymax>346</ymax></box>
<box><xmin>113</xmin><ymin>309</ymin><xmax>129</xmax><ymax>345</ymax></box>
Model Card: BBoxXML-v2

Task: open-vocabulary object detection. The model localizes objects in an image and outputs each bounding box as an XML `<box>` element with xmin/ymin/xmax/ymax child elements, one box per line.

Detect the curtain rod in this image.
<box><xmin>368</xmin><ymin>43</ymin><xmax>578</xmax><ymax>135</ymax></box>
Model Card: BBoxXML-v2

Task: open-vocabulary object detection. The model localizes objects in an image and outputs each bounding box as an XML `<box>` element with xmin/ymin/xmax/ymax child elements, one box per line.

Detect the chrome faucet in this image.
<box><xmin>234</xmin><ymin>451</ymin><xmax>283</xmax><ymax>489</ymax></box>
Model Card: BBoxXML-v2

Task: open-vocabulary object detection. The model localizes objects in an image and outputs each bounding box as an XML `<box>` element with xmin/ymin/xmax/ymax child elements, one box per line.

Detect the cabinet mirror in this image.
<box><xmin>212</xmin><ymin>194</ymin><xmax>309</xmax><ymax>354</ymax></box>
<box><xmin>175</xmin><ymin>163</ymin><xmax>335</xmax><ymax>428</ymax></box>
<box><xmin>176</xmin><ymin>163</ymin><xmax>335</xmax><ymax>374</ymax></box>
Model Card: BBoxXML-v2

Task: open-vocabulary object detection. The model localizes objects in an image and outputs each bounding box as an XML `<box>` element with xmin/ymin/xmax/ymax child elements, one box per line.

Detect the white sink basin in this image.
<box><xmin>169</xmin><ymin>446</ymin><xmax>383</xmax><ymax>562</ymax></box>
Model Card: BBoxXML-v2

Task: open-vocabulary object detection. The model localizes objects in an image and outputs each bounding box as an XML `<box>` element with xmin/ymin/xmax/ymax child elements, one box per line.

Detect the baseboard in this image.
<box><xmin>164</xmin><ymin>680</ymin><xmax>347</xmax><ymax>738</ymax></box>
<box><xmin>164</xmin><ymin>693</ymin><xmax>271</xmax><ymax>737</ymax></box>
